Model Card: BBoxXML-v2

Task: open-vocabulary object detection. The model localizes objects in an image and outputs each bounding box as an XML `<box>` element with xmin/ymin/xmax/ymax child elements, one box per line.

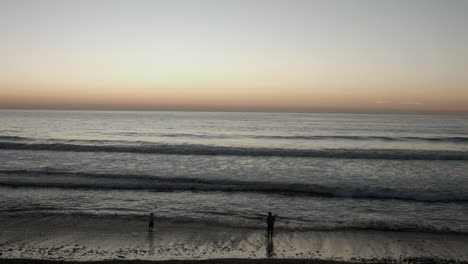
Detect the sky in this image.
<box><xmin>1</xmin><ymin>0</ymin><xmax>467</xmax><ymax>114</ymax></box>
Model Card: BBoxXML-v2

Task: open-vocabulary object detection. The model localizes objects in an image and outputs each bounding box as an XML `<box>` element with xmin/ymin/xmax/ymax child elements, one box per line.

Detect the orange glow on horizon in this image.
<box><xmin>2</xmin><ymin>81</ymin><xmax>467</xmax><ymax>114</ymax></box>
<box><xmin>2</xmin><ymin>1</ymin><xmax>468</xmax><ymax>115</ymax></box>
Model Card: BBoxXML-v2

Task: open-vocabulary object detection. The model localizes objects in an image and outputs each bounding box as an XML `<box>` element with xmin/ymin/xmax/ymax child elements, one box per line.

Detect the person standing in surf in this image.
<box><xmin>267</xmin><ymin>212</ymin><xmax>276</xmax><ymax>238</ymax></box>
<box><xmin>148</xmin><ymin>213</ymin><xmax>155</xmax><ymax>232</ymax></box>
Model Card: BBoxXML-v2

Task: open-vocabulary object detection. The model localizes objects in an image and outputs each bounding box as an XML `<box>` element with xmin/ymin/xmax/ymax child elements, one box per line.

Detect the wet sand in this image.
<box><xmin>1</xmin><ymin>214</ymin><xmax>467</xmax><ymax>262</ymax></box>
<box><xmin>1</xmin><ymin>258</ymin><xmax>468</xmax><ymax>264</ymax></box>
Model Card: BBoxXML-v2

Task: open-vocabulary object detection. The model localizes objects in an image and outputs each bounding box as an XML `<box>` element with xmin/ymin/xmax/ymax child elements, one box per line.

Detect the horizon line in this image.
<box><xmin>1</xmin><ymin>107</ymin><xmax>467</xmax><ymax>117</ymax></box>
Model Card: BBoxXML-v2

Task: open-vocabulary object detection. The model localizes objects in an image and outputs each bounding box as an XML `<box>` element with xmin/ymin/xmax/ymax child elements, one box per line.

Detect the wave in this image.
<box><xmin>0</xmin><ymin>135</ymin><xmax>27</xmax><ymax>141</ymax></box>
<box><xmin>1</xmin><ymin>170</ymin><xmax>466</xmax><ymax>203</ymax></box>
<box><xmin>114</xmin><ymin>134</ymin><xmax>468</xmax><ymax>143</ymax></box>
<box><xmin>0</xmin><ymin>141</ymin><xmax>467</xmax><ymax>160</ymax></box>
<box><xmin>253</xmin><ymin>135</ymin><xmax>468</xmax><ymax>143</ymax></box>
<box><xmin>2</xmin><ymin>133</ymin><xmax>468</xmax><ymax>143</ymax></box>
<box><xmin>110</xmin><ymin>133</ymin><xmax>468</xmax><ymax>142</ymax></box>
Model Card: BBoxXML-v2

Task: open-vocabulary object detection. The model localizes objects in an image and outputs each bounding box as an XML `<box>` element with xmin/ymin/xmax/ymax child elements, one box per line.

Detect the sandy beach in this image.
<box><xmin>1</xmin><ymin>214</ymin><xmax>467</xmax><ymax>263</ymax></box>
<box><xmin>1</xmin><ymin>258</ymin><xmax>468</xmax><ymax>264</ymax></box>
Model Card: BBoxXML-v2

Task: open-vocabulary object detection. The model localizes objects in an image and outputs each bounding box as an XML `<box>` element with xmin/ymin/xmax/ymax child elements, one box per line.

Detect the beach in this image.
<box><xmin>2</xmin><ymin>259</ymin><xmax>468</xmax><ymax>264</ymax></box>
<box><xmin>1</xmin><ymin>111</ymin><xmax>467</xmax><ymax>263</ymax></box>
<box><xmin>2</xmin><ymin>0</ymin><xmax>468</xmax><ymax>262</ymax></box>
<box><xmin>1</xmin><ymin>214</ymin><xmax>467</xmax><ymax>263</ymax></box>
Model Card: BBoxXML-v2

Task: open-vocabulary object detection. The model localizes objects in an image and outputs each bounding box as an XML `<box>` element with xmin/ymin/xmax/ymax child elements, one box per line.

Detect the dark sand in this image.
<box><xmin>1</xmin><ymin>258</ymin><xmax>467</xmax><ymax>264</ymax></box>
<box><xmin>1</xmin><ymin>214</ymin><xmax>467</xmax><ymax>263</ymax></box>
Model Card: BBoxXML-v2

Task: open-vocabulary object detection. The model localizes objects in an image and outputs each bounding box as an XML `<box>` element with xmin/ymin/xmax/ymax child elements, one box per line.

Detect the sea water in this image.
<box><xmin>0</xmin><ymin>110</ymin><xmax>467</xmax><ymax>233</ymax></box>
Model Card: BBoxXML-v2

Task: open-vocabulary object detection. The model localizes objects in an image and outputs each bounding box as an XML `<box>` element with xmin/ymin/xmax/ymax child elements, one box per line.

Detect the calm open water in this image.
<box><xmin>0</xmin><ymin>110</ymin><xmax>467</xmax><ymax>233</ymax></box>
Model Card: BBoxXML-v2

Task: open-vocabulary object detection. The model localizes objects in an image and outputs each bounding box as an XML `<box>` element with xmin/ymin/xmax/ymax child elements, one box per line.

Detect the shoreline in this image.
<box><xmin>1</xmin><ymin>258</ymin><xmax>468</xmax><ymax>264</ymax></box>
<box><xmin>1</xmin><ymin>215</ymin><xmax>467</xmax><ymax>262</ymax></box>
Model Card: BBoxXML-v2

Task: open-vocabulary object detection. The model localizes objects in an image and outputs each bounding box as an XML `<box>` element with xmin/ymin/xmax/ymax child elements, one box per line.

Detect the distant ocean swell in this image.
<box><xmin>0</xmin><ymin>141</ymin><xmax>467</xmax><ymax>160</ymax></box>
<box><xmin>1</xmin><ymin>170</ymin><xmax>466</xmax><ymax>202</ymax></box>
<box><xmin>112</xmin><ymin>133</ymin><xmax>468</xmax><ymax>142</ymax></box>
<box><xmin>0</xmin><ymin>135</ymin><xmax>28</xmax><ymax>140</ymax></box>
<box><xmin>2</xmin><ymin>134</ymin><xmax>468</xmax><ymax>142</ymax></box>
<box><xmin>249</xmin><ymin>135</ymin><xmax>468</xmax><ymax>142</ymax></box>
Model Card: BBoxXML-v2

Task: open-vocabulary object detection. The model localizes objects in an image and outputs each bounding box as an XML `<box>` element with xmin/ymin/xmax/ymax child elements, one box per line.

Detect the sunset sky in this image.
<box><xmin>1</xmin><ymin>0</ymin><xmax>467</xmax><ymax>114</ymax></box>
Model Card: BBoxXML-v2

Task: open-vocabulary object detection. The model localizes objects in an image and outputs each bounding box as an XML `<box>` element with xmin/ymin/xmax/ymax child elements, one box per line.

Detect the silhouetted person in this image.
<box><xmin>266</xmin><ymin>212</ymin><xmax>276</xmax><ymax>238</ymax></box>
<box><xmin>148</xmin><ymin>213</ymin><xmax>154</xmax><ymax>232</ymax></box>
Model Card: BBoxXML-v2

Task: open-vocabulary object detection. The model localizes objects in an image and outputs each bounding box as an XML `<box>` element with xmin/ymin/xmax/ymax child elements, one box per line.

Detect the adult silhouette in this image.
<box><xmin>148</xmin><ymin>213</ymin><xmax>155</xmax><ymax>232</ymax></box>
<box><xmin>266</xmin><ymin>212</ymin><xmax>276</xmax><ymax>238</ymax></box>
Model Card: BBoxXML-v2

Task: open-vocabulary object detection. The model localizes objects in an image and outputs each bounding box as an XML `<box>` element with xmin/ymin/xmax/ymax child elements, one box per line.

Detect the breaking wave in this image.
<box><xmin>2</xmin><ymin>134</ymin><xmax>468</xmax><ymax>142</ymax></box>
<box><xmin>0</xmin><ymin>169</ymin><xmax>466</xmax><ymax>203</ymax></box>
<box><xmin>0</xmin><ymin>141</ymin><xmax>466</xmax><ymax>160</ymax></box>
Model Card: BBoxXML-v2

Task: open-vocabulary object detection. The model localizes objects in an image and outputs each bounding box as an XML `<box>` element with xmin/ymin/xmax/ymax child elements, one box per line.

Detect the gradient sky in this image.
<box><xmin>1</xmin><ymin>0</ymin><xmax>467</xmax><ymax>114</ymax></box>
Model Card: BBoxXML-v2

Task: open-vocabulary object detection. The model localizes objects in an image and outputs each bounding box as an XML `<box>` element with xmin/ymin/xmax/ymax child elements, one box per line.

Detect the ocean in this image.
<box><xmin>1</xmin><ymin>110</ymin><xmax>467</xmax><ymax>234</ymax></box>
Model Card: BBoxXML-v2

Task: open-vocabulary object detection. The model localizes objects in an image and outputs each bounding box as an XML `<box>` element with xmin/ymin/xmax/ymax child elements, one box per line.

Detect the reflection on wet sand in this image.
<box><xmin>1</xmin><ymin>215</ymin><xmax>467</xmax><ymax>261</ymax></box>
<box><xmin>266</xmin><ymin>236</ymin><xmax>275</xmax><ymax>257</ymax></box>
<box><xmin>147</xmin><ymin>231</ymin><xmax>155</xmax><ymax>254</ymax></box>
